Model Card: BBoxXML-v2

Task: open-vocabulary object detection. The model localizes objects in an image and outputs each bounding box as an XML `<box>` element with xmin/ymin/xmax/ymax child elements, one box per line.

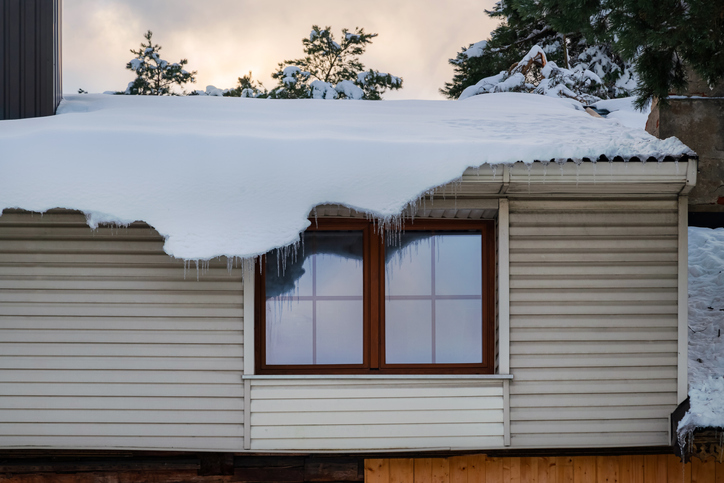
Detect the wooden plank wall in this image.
<box><xmin>365</xmin><ymin>455</ymin><xmax>723</xmax><ymax>483</ymax></box>
<box><xmin>0</xmin><ymin>210</ymin><xmax>245</xmax><ymax>451</ymax></box>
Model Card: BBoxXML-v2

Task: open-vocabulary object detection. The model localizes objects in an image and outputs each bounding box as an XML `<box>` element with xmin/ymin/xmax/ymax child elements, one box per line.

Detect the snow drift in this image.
<box><xmin>678</xmin><ymin>227</ymin><xmax>724</xmax><ymax>441</ymax></box>
<box><xmin>0</xmin><ymin>93</ymin><xmax>692</xmax><ymax>260</ymax></box>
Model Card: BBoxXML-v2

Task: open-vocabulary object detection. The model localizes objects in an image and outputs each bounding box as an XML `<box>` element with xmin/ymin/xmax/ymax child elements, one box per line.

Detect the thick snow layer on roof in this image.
<box><xmin>592</xmin><ymin>97</ymin><xmax>651</xmax><ymax>131</ymax></box>
<box><xmin>0</xmin><ymin>93</ymin><xmax>692</xmax><ymax>260</ymax></box>
<box><xmin>678</xmin><ymin>227</ymin><xmax>724</xmax><ymax>438</ymax></box>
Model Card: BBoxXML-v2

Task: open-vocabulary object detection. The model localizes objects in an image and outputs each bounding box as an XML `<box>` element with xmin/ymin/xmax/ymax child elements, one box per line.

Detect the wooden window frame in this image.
<box><xmin>255</xmin><ymin>219</ymin><xmax>495</xmax><ymax>375</ymax></box>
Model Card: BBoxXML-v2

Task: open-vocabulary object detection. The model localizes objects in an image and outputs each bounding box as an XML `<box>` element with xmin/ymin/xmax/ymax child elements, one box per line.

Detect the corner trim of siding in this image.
<box><xmin>677</xmin><ymin>196</ymin><xmax>688</xmax><ymax>404</ymax></box>
<box><xmin>498</xmin><ymin>199</ymin><xmax>510</xmax><ymax>375</ymax></box>
<box><xmin>243</xmin><ymin>261</ymin><xmax>256</xmax><ymax>376</ymax></box>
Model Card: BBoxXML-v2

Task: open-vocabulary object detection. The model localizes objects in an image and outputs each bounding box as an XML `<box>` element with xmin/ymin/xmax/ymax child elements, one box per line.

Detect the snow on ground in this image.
<box><xmin>592</xmin><ymin>97</ymin><xmax>651</xmax><ymax>131</ymax></box>
<box><xmin>0</xmin><ymin>93</ymin><xmax>691</xmax><ymax>260</ymax></box>
<box><xmin>678</xmin><ymin>227</ymin><xmax>724</xmax><ymax>439</ymax></box>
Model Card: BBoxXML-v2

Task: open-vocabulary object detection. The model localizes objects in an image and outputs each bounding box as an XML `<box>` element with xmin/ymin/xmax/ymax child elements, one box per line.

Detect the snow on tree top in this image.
<box><xmin>0</xmin><ymin>93</ymin><xmax>692</xmax><ymax>260</ymax></box>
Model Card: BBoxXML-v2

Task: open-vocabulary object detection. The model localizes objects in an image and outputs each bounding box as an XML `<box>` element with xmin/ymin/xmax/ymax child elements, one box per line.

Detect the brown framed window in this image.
<box><xmin>255</xmin><ymin>219</ymin><xmax>495</xmax><ymax>374</ymax></box>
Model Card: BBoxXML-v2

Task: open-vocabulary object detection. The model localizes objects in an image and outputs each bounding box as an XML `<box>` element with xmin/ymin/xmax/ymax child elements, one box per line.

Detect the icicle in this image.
<box><xmin>491</xmin><ymin>164</ymin><xmax>497</xmax><ymax>180</ymax></box>
<box><xmin>542</xmin><ymin>160</ymin><xmax>549</xmax><ymax>182</ymax></box>
<box><xmin>195</xmin><ymin>260</ymin><xmax>199</xmax><ymax>282</ymax></box>
<box><xmin>526</xmin><ymin>163</ymin><xmax>532</xmax><ymax>193</ymax></box>
<box><xmin>313</xmin><ymin>207</ymin><xmax>318</xmax><ymax>228</ymax></box>
<box><xmin>573</xmin><ymin>159</ymin><xmax>582</xmax><ymax>186</ymax></box>
<box><xmin>675</xmin><ymin>158</ymin><xmax>680</xmax><ymax>174</ymax></box>
<box><xmin>592</xmin><ymin>160</ymin><xmax>597</xmax><ymax>184</ymax></box>
<box><xmin>183</xmin><ymin>260</ymin><xmax>188</xmax><ymax>280</ymax></box>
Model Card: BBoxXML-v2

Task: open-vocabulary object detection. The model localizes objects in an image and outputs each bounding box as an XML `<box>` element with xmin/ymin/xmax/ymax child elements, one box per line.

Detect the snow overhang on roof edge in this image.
<box><xmin>0</xmin><ymin>93</ymin><xmax>695</xmax><ymax>261</ymax></box>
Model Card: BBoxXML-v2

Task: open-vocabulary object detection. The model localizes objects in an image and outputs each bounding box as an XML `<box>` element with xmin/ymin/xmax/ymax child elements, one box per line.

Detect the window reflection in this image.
<box><xmin>385</xmin><ymin>231</ymin><xmax>483</xmax><ymax>364</ymax></box>
<box><xmin>265</xmin><ymin>231</ymin><xmax>364</xmax><ymax>365</ymax></box>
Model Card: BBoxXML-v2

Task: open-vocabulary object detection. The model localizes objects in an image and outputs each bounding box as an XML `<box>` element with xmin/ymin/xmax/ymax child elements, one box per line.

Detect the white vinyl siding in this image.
<box><xmin>248</xmin><ymin>378</ymin><xmax>505</xmax><ymax>450</ymax></box>
<box><xmin>508</xmin><ymin>200</ymin><xmax>679</xmax><ymax>448</ymax></box>
<box><xmin>0</xmin><ymin>210</ymin><xmax>244</xmax><ymax>451</ymax></box>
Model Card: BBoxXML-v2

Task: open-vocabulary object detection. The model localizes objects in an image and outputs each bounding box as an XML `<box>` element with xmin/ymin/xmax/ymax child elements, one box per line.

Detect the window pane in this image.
<box><xmin>435</xmin><ymin>233</ymin><xmax>482</xmax><ymax>296</ymax></box>
<box><xmin>385</xmin><ymin>230</ymin><xmax>483</xmax><ymax>365</ymax></box>
<box><xmin>385</xmin><ymin>300</ymin><xmax>432</xmax><ymax>363</ymax></box>
<box><xmin>266</xmin><ymin>300</ymin><xmax>313</xmax><ymax>364</ymax></box>
<box><xmin>316</xmin><ymin>301</ymin><xmax>364</xmax><ymax>364</ymax></box>
<box><xmin>435</xmin><ymin>300</ymin><xmax>483</xmax><ymax>363</ymax></box>
<box><xmin>265</xmin><ymin>230</ymin><xmax>364</xmax><ymax>366</ymax></box>
<box><xmin>385</xmin><ymin>233</ymin><xmax>432</xmax><ymax>296</ymax></box>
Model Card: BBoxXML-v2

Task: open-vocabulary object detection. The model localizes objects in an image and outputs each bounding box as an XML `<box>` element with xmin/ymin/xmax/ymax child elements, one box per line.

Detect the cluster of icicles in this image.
<box><xmin>142</xmin><ymin>158</ymin><xmax>680</xmax><ymax>281</ymax></box>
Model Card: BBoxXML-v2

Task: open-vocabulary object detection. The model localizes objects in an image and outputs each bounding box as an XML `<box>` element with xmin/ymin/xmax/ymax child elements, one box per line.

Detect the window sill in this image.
<box><xmin>242</xmin><ymin>374</ymin><xmax>513</xmax><ymax>380</ymax></box>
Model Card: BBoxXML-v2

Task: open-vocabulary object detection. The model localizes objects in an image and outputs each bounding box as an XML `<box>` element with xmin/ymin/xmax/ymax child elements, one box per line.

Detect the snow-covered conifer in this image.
<box><xmin>123</xmin><ymin>31</ymin><xmax>197</xmax><ymax>96</ymax></box>
<box><xmin>269</xmin><ymin>26</ymin><xmax>403</xmax><ymax>100</ymax></box>
<box><xmin>225</xmin><ymin>72</ymin><xmax>268</xmax><ymax>98</ymax></box>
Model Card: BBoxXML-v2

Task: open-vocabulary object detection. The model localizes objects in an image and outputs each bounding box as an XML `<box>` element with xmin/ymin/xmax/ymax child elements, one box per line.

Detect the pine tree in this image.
<box><xmin>605</xmin><ymin>0</ymin><xmax>724</xmax><ymax>108</ymax></box>
<box><xmin>269</xmin><ymin>26</ymin><xmax>403</xmax><ymax>100</ymax></box>
<box><xmin>441</xmin><ymin>1</ymin><xmax>635</xmax><ymax>101</ymax></box>
<box><xmin>444</xmin><ymin>0</ymin><xmax>724</xmax><ymax>107</ymax></box>
<box><xmin>123</xmin><ymin>31</ymin><xmax>197</xmax><ymax>96</ymax></box>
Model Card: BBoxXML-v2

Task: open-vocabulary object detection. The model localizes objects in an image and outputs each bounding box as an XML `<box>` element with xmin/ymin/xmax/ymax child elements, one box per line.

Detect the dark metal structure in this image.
<box><xmin>0</xmin><ymin>0</ymin><xmax>62</xmax><ymax>120</ymax></box>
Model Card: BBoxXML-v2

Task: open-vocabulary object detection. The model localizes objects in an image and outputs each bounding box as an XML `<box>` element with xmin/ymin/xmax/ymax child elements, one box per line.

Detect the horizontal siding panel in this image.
<box><xmin>511</xmin><ymin>315</ymin><xmax>678</xmax><ymax>328</ymax></box>
<box><xmin>0</xmin><ymin>396</ymin><xmax>243</xmax><ymax>411</ymax></box>
<box><xmin>510</xmin><ymin>392</ymin><xmax>677</xmax><ymax>408</ymax></box>
<box><xmin>511</xmin><ymin>304</ymin><xmax>677</xmax><ymax>315</ymax></box>
<box><xmin>249</xmin><ymin>379</ymin><xmax>505</xmax><ymax>451</ymax></box>
<box><xmin>252</xmin><ymin>396</ymin><xmax>502</xmax><ymax>413</ymax></box>
<box><xmin>0</xmin><ymin>409</ymin><xmax>242</xmax><ymax>424</ymax></box>
<box><xmin>510</xmin><ymin>278</ymin><xmax>677</xmax><ymax>289</ymax></box>
<box><xmin>0</xmin><ymin>423</ymin><xmax>242</xmax><ymax>437</ymax></box>
<box><xmin>0</xmin><ymin>436</ymin><xmax>242</xmax><ymax>450</ymax></box>
<box><xmin>512</xmin><ymin>419</ymin><xmax>667</xmax><ymax>434</ymax></box>
<box><xmin>0</xmin><ymin>317</ymin><xmax>242</xmax><ymax>331</ymax></box>
<box><xmin>252</xmin><ymin>436</ymin><xmax>503</xmax><ymax>451</ymax></box>
<box><xmin>510</xmin><ymin>290</ymin><xmax>676</xmax><ymax>303</ymax></box>
<box><xmin>0</xmin><ymin>370</ymin><xmax>242</xmax><ymax>384</ymax></box>
<box><xmin>0</xmin><ymin>330</ymin><xmax>242</xmax><ymax>344</ymax></box>
<box><xmin>0</xmin><ymin>291</ymin><xmax>242</xmax><ymax>304</ymax></box>
<box><xmin>0</xmin><ymin>357</ymin><xmax>243</xmax><ymax>371</ymax></box>
<box><xmin>0</xmin><ymin>239</ymin><xmax>167</xmax><ymax>252</ymax></box>
<box><xmin>0</xmin><ymin>383</ymin><xmax>243</xmax><ymax>398</ymax></box>
<box><xmin>509</xmin><ymin>199</ymin><xmax>678</xmax><ymax>211</ymax></box>
<box><xmin>512</xmin><ymin>366</ymin><xmax>677</xmax><ymax>381</ymax></box>
<box><xmin>509</xmin><ymin>379</ymin><xmax>676</xmax><ymax>395</ymax></box>
<box><xmin>0</xmin><ymin>343</ymin><xmax>242</xmax><ymax>358</ymax></box>
<box><xmin>510</xmin><ymin>341</ymin><xmax>677</xmax><ymax>355</ymax></box>
<box><xmin>251</xmin><ymin>409</ymin><xmax>503</xmax><ymax>426</ymax></box>
<box><xmin>512</xmin><ymin>405</ymin><xmax>675</xmax><ymax>421</ymax></box>
<box><xmin>510</xmin><ymin>239</ymin><xmax>676</xmax><ymax>251</ymax></box>
<box><xmin>0</xmin><ymin>304</ymin><xmax>242</xmax><ymax>317</ymax></box>
<box><xmin>0</xmin><ymin>280</ymin><xmax>242</xmax><ymax>291</ymax></box>
<box><xmin>511</xmin><ymin>353</ymin><xmax>677</xmax><ymax>368</ymax></box>
<box><xmin>0</xmin><ymin>211</ymin><xmax>244</xmax><ymax>451</ymax></box>
<box><xmin>510</xmin><ymin>264</ymin><xmax>678</xmax><ymax>276</ymax></box>
<box><xmin>251</xmin><ymin>385</ymin><xmax>503</xmax><ymax>400</ymax></box>
<box><xmin>508</xmin><ymin>201</ymin><xmax>680</xmax><ymax>449</ymax></box>
<box><xmin>510</xmin><ymin>328</ymin><xmax>677</xmax><ymax>342</ymax></box>
<box><xmin>511</xmin><ymin>252</ymin><xmax>678</xmax><ymax>263</ymax></box>
<box><xmin>510</xmin><ymin>212</ymin><xmax>678</xmax><ymax>225</ymax></box>
<box><xmin>253</xmin><ymin>423</ymin><xmax>501</xmax><ymax>439</ymax></box>
<box><xmin>509</xmin><ymin>226</ymin><xmax>677</xmax><ymax>237</ymax></box>
<box><xmin>0</xmin><ymin>266</ymin><xmax>234</xmax><ymax>277</ymax></box>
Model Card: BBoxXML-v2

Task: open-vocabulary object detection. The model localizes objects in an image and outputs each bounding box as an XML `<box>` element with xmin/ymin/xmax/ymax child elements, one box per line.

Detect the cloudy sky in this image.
<box><xmin>63</xmin><ymin>0</ymin><xmax>499</xmax><ymax>100</ymax></box>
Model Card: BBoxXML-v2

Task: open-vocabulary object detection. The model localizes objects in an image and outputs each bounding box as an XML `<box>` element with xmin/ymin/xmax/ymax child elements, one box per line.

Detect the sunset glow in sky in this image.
<box><xmin>63</xmin><ymin>0</ymin><xmax>499</xmax><ymax>100</ymax></box>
